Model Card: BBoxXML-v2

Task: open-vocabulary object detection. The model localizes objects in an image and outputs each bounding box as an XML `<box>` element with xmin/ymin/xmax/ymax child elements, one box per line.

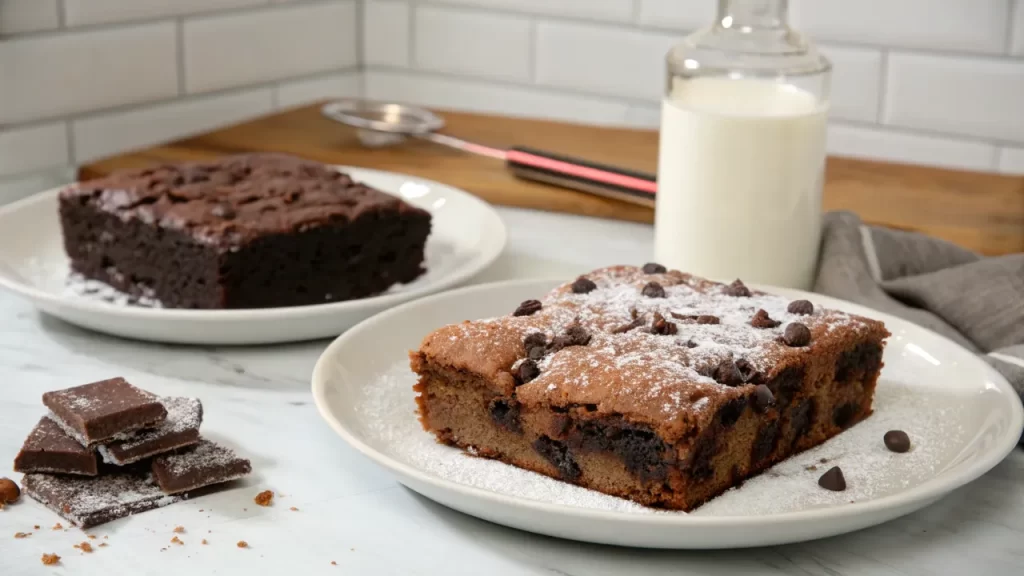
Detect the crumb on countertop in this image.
<box><xmin>171</xmin><ymin>536</ymin><xmax>183</xmax><ymax>545</ymax></box>
<box><xmin>41</xmin><ymin>553</ymin><xmax>60</xmax><ymax>565</ymax></box>
<box><xmin>52</xmin><ymin>523</ymin><xmax>63</xmax><ymax>531</ymax></box>
<box><xmin>237</xmin><ymin>541</ymin><xmax>248</xmax><ymax>549</ymax></box>
<box><xmin>14</xmin><ymin>532</ymin><xmax>31</xmax><ymax>539</ymax></box>
<box><xmin>331</xmin><ymin>561</ymin><xmax>337</xmax><ymax>566</ymax></box>
<box><xmin>34</xmin><ymin>525</ymin><xmax>40</xmax><ymax>530</ymax></box>
<box><xmin>254</xmin><ymin>490</ymin><xmax>274</xmax><ymax>507</ymax></box>
<box><xmin>289</xmin><ymin>506</ymin><xmax>299</xmax><ymax>511</ymax></box>
<box><xmin>99</xmin><ymin>543</ymin><xmax>108</xmax><ymax>548</ymax></box>
<box><xmin>201</xmin><ymin>539</ymin><xmax>208</xmax><ymax>545</ymax></box>
<box><xmin>79</xmin><ymin>542</ymin><xmax>94</xmax><ymax>553</ymax></box>
<box><xmin>174</xmin><ymin>526</ymin><xmax>185</xmax><ymax>534</ymax></box>
<box><xmin>87</xmin><ymin>534</ymin><xmax>96</xmax><ymax>539</ymax></box>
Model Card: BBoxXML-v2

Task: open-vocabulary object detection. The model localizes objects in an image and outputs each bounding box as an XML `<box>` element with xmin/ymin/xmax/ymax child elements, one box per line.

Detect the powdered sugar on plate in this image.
<box><xmin>64</xmin><ymin>272</ymin><xmax>164</xmax><ymax>308</ymax></box>
<box><xmin>359</xmin><ymin>361</ymin><xmax>973</xmax><ymax>516</ymax></box>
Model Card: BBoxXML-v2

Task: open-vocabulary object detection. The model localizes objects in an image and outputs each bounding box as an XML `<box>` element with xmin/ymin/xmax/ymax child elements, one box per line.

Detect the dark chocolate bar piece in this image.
<box><xmin>98</xmin><ymin>397</ymin><xmax>203</xmax><ymax>466</ymax></box>
<box><xmin>21</xmin><ymin>471</ymin><xmax>180</xmax><ymax>528</ymax></box>
<box><xmin>151</xmin><ymin>439</ymin><xmax>251</xmax><ymax>494</ymax></box>
<box><xmin>43</xmin><ymin>377</ymin><xmax>167</xmax><ymax>447</ymax></box>
<box><xmin>14</xmin><ymin>417</ymin><xmax>98</xmax><ymax>476</ymax></box>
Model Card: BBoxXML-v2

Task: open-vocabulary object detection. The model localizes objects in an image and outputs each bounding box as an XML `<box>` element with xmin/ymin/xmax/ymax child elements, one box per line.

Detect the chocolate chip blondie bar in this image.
<box><xmin>410</xmin><ymin>265</ymin><xmax>888</xmax><ymax>510</ymax></box>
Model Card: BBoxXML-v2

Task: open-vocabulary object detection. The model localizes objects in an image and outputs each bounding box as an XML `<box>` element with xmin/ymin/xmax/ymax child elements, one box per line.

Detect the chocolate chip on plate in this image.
<box><xmin>517</xmin><ymin>359</ymin><xmax>540</xmax><ymax>384</ymax></box>
<box><xmin>650</xmin><ymin>312</ymin><xmax>678</xmax><ymax>335</ymax></box>
<box><xmin>782</xmin><ymin>323</ymin><xmax>811</xmax><ymax>347</ymax></box>
<box><xmin>571</xmin><ymin>277</ymin><xmax>597</xmax><ymax>294</ymax></box>
<box><xmin>523</xmin><ymin>332</ymin><xmax>547</xmax><ymax>350</ymax></box>
<box><xmin>723</xmin><ymin>279</ymin><xmax>751</xmax><ymax>297</ymax></box>
<box><xmin>642</xmin><ymin>262</ymin><xmax>667</xmax><ymax>274</ymax></box>
<box><xmin>883</xmin><ymin>430</ymin><xmax>911</xmax><ymax>453</ymax></box>
<box><xmin>787</xmin><ymin>299</ymin><xmax>814</xmax><ymax>315</ymax></box>
<box><xmin>751</xmin><ymin>309</ymin><xmax>781</xmax><ymax>329</ymax></box>
<box><xmin>641</xmin><ymin>281</ymin><xmax>666</xmax><ymax>298</ymax></box>
<box><xmin>818</xmin><ymin>466</ymin><xmax>846</xmax><ymax>491</ymax></box>
<box><xmin>513</xmin><ymin>299</ymin><xmax>542</xmax><ymax>317</ymax></box>
<box><xmin>752</xmin><ymin>385</ymin><xmax>775</xmax><ymax>413</ymax></box>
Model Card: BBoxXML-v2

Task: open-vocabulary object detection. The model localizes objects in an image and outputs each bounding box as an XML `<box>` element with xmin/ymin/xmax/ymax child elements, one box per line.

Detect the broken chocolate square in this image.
<box><xmin>21</xmin><ymin>471</ymin><xmax>180</xmax><ymax>528</ymax></box>
<box><xmin>43</xmin><ymin>377</ymin><xmax>167</xmax><ymax>447</ymax></box>
<box><xmin>14</xmin><ymin>417</ymin><xmax>98</xmax><ymax>476</ymax></box>
<box><xmin>98</xmin><ymin>397</ymin><xmax>203</xmax><ymax>466</ymax></box>
<box><xmin>151</xmin><ymin>439</ymin><xmax>251</xmax><ymax>495</ymax></box>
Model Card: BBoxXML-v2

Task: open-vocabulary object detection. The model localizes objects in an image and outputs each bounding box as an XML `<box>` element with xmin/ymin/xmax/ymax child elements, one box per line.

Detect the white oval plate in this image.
<box><xmin>312</xmin><ymin>278</ymin><xmax>1024</xmax><ymax>549</ymax></box>
<box><xmin>0</xmin><ymin>167</ymin><xmax>506</xmax><ymax>345</ymax></box>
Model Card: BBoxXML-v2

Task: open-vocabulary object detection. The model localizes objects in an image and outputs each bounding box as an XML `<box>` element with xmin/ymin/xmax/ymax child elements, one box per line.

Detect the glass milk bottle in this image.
<box><xmin>654</xmin><ymin>0</ymin><xmax>830</xmax><ymax>289</ymax></box>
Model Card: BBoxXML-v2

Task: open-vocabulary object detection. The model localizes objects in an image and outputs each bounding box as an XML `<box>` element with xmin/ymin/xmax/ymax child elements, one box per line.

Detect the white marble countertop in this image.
<box><xmin>1</xmin><ymin>207</ymin><xmax>1022</xmax><ymax>576</ymax></box>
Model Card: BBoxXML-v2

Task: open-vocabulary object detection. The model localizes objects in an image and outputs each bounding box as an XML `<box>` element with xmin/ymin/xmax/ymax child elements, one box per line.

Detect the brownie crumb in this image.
<box><xmin>41</xmin><ymin>553</ymin><xmax>60</xmax><ymax>565</ymax></box>
<box><xmin>0</xmin><ymin>478</ymin><xmax>20</xmax><ymax>505</ymax></box>
<box><xmin>99</xmin><ymin>543</ymin><xmax>108</xmax><ymax>548</ymax></box>
<box><xmin>254</xmin><ymin>490</ymin><xmax>274</xmax><ymax>507</ymax></box>
<box><xmin>331</xmin><ymin>561</ymin><xmax>338</xmax><ymax>566</ymax></box>
<box><xmin>201</xmin><ymin>539</ymin><xmax>208</xmax><ymax>545</ymax></box>
<box><xmin>237</xmin><ymin>541</ymin><xmax>249</xmax><ymax>549</ymax></box>
<box><xmin>173</xmin><ymin>526</ymin><xmax>185</xmax><ymax>534</ymax></box>
<box><xmin>87</xmin><ymin>534</ymin><xmax>96</xmax><ymax>539</ymax></box>
<box><xmin>171</xmin><ymin>536</ymin><xmax>183</xmax><ymax>546</ymax></box>
<box><xmin>289</xmin><ymin>507</ymin><xmax>299</xmax><ymax>511</ymax></box>
<box><xmin>52</xmin><ymin>523</ymin><xmax>63</xmax><ymax>530</ymax></box>
<box><xmin>80</xmin><ymin>542</ymin><xmax>94</xmax><ymax>553</ymax></box>
<box><xmin>14</xmin><ymin>532</ymin><xmax>31</xmax><ymax>539</ymax></box>
<box><xmin>34</xmin><ymin>525</ymin><xmax>41</xmax><ymax>530</ymax></box>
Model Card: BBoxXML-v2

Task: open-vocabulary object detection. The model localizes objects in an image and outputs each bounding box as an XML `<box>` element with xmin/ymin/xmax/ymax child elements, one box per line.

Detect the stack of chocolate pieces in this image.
<box><xmin>12</xmin><ymin>377</ymin><xmax>251</xmax><ymax>527</ymax></box>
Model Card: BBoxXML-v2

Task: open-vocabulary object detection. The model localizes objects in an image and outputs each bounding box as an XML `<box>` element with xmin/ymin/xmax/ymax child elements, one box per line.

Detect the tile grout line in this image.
<box><xmin>527</xmin><ymin>18</ymin><xmax>538</xmax><ymax>83</ymax></box>
<box><xmin>408</xmin><ymin>1</ymin><xmax>418</xmax><ymax>70</ymax></box>
<box><xmin>175</xmin><ymin>18</ymin><xmax>187</xmax><ymax>96</ymax></box>
<box><xmin>355</xmin><ymin>0</ymin><xmax>366</xmax><ymax>72</ymax></box>
<box><xmin>64</xmin><ymin>120</ymin><xmax>76</xmax><ymax>168</ymax></box>
<box><xmin>1004</xmin><ymin>0</ymin><xmax>1018</xmax><ymax>54</ymax></box>
<box><xmin>874</xmin><ymin>49</ymin><xmax>889</xmax><ymax>124</ymax></box>
<box><xmin>56</xmin><ymin>0</ymin><xmax>66</xmax><ymax>28</ymax></box>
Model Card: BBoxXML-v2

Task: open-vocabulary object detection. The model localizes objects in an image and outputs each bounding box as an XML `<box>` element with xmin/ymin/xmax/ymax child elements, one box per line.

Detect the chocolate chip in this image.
<box><xmin>571</xmin><ymin>277</ymin><xmax>597</xmax><ymax>294</ymax></box>
<box><xmin>565</xmin><ymin>324</ymin><xmax>592</xmax><ymax>346</ymax></box>
<box><xmin>717</xmin><ymin>396</ymin><xmax>748</xmax><ymax>427</ymax></box>
<box><xmin>883</xmin><ymin>430</ymin><xmax>911</xmax><ymax>453</ymax></box>
<box><xmin>641</xmin><ymin>262</ymin><xmax>667</xmax><ymax>274</ymax></box>
<box><xmin>696</xmin><ymin>315</ymin><xmax>720</xmax><ymax>325</ymax></box>
<box><xmin>611</xmin><ymin>317</ymin><xmax>645</xmax><ymax>334</ymax></box>
<box><xmin>752</xmin><ymin>420</ymin><xmax>780</xmax><ymax>463</ymax></box>
<box><xmin>787</xmin><ymin>299</ymin><xmax>814</xmax><ymax>315</ymax></box>
<box><xmin>818</xmin><ymin>466</ymin><xmax>846</xmax><ymax>491</ymax></box>
<box><xmin>752</xmin><ymin>385</ymin><xmax>775</xmax><ymax>413</ymax></box>
<box><xmin>673</xmin><ymin>312</ymin><xmax>721</xmax><ymax>324</ymax></box>
<box><xmin>527</xmin><ymin>346</ymin><xmax>547</xmax><ymax>360</ymax></box>
<box><xmin>650</xmin><ymin>312</ymin><xmax>678</xmax><ymax>335</ymax></box>
<box><xmin>751</xmin><ymin>309</ymin><xmax>781</xmax><ymax>329</ymax></box>
<box><xmin>641</xmin><ymin>281</ymin><xmax>666</xmax><ymax>298</ymax></box>
<box><xmin>548</xmin><ymin>335</ymin><xmax>572</xmax><ymax>352</ymax></box>
<box><xmin>782</xmin><ymin>323</ymin><xmax>812</xmax><ymax>347</ymax></box>
<box><xmin>713</xmin><ymin>359</ymin><xmax>744</xmax><ymax>386</ymax></box>
<box><xmin>517</xmin><ymin>359</ymin><xmax>540</xmax><ymax>384</ymax></box>
<box><xmin>832</xmin><ymin>402</ymin><xmax>859</xmax><ymax>429</ymax></box>
<box><xmin>523</xmin><ymin>332</ymin><xmax>547</xmax><ymax>350</ymax></box>
<box><xmin>723</xmin><ymin>279</ymin><xmax>751</xmax><ymax>297</ymax></box>
<box><xmin>210</xmin><ymin>204</ymin><xmax>236</xmax><ymax>219</ymax></box>
<box><xmin>734</xmin><ymin>358</ymin><xmax>758</xmax><ymax>383</ymax></box>
<box><xmin>513</xmin><ymin>299</ymin><xmax>542</xmax><ymax>317</ymax></box>
<box><xmin>488</xmin><ymin>399</ymin><xmax>522</xmax><ymax>433</ymax></box>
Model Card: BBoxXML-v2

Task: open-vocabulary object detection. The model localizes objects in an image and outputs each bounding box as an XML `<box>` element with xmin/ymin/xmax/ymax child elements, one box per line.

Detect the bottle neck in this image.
<box><xmin>717</xmin><ymin>0</ymin><xmax>788</xmax><ymax>30</ymax></box>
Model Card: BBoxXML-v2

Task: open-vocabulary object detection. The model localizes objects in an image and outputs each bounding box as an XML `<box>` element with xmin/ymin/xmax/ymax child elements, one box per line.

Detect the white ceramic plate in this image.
<box><xmin>312</xmin><ymin>278</ymin><xmax>1024</xmax><ymax>549</ymax></box>
<box><xmin>0</xmin><ymin>167</ymin><xmax>506</xmax><ymax>345</ymax></box>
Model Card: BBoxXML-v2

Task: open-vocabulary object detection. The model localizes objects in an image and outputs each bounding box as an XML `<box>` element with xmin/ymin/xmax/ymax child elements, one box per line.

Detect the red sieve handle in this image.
<box><xmin>504</xmin><ymin>146</ymin><xmax>657</xmax><ymax>208</ymax></box>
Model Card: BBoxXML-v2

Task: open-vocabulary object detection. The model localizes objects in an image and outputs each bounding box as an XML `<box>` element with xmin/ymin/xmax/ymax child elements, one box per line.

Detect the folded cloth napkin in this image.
<box><xmin>814</xmin><ymin>212</ymin><xmax>1024</xmax><ymax>425</ymax></box>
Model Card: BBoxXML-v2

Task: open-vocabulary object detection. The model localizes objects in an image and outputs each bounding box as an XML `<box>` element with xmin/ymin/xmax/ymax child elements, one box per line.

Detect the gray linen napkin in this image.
<box><xmin>814</xmin><ymin>212</ymin><xmax>1024</xmax><ymax>422</ymax></box>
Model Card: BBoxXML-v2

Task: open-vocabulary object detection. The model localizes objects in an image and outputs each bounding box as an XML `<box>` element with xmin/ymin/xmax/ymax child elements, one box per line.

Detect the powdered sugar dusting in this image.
<box><xmin>98</xmin><ymin>397</ymin><xmax>203</xmax><ymax>464</ymax></box>
<box><xmin>153</xmin><ymin>439</ymin><xmax>251</xmax><ymax>483</ymax></box>
<box><xmin>64</xmin><ymin>272</ymin><xmax>163</xmax><ymax>308</ymax></box>
<box><xmin>22</xmin><ymin>472</ymin><xmax>181</xmax><ymax>527</ymax></box>
<box><xmin>361</xmin><ymin>361</ymin><xmax>973</xmax><ymax>516</ymax></box>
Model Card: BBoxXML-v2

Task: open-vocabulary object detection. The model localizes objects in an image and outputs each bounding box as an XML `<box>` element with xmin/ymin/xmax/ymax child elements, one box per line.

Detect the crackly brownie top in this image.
<box><xmin>418</xmin><ymin>265</ymin><xmax>888</xmax><ymax>435</ymax></box>
<box><xmin>61</xmin><ymin>153</ymin><xmax>426</xmax><ymax>246</ymax></box>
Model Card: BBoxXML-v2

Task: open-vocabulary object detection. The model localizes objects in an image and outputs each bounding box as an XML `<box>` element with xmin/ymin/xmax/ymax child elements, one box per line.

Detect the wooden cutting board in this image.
<box><xmin>78</xmin><ymin>102</ymin><xmax>1024</xmax><ymax>256</ymax></box>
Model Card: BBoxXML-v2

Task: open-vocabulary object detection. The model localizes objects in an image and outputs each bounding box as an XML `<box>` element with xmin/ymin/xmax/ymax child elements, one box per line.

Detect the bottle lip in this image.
<box><xmin>666</xmin><ymin>26</ymin><xmax>832</xmax><ymax>78</ymax></box>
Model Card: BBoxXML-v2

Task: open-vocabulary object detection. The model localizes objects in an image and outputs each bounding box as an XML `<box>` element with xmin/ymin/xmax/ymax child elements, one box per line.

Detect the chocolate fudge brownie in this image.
<box><xmin>60</xmin><ymin>153</ymin><xmax>431</xmax><ymax>309</ymax></box>
<box><xmin>410</xmin><ymin>265</ymin><xmax>889</xmax><ymax>511</ymax></box>
<box><xmin>14</xmin><ymin>417</ymin><xmax>98</xmax><ymax>476</ymax></box>
<box><xmin>43</xmin><ymin>377</ymin><xmax>167</xmax><ymax>448</ymax></box>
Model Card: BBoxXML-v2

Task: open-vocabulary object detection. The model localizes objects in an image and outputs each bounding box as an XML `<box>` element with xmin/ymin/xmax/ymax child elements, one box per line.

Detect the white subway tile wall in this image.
<box><xmin>0</xmin><ymin>0</ymin><xmax>59</xmax><ymax>35</ymax></box>
<box><xmin>413</xmin><ymin>5</ymin><xmax>532</xmax><ymax>81</ymax></box>
<box><xmin>0</xmin><ymin>0</ymin><xmax>1022</xmax><ymax>201</ymax></box>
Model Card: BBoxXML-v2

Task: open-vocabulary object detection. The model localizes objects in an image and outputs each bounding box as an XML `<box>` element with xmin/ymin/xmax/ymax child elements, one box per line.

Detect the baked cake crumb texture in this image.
<box><xmin>254</xmin><ymin>490</ymin><xmax>273</xmax><ymax>507</ymax></box>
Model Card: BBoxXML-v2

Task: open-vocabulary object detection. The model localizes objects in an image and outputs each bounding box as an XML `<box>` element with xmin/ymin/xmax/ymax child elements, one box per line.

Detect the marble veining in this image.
<box><xmin>0</xmin><ymin>207</ymin><xmax>1021</xmax><ymax>575</ymax></box>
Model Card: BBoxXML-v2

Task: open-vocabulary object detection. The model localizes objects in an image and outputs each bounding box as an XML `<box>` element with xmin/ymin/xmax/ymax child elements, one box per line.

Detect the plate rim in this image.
<box><xmin>312</xmin><ymin>276</ymin><xmax>1024</xmax><ymax>529</ymax></box>
<box><xmin>0</xmin><ymin>165</ymin><xmax>507</xmax><ymax>320</ymax></box>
